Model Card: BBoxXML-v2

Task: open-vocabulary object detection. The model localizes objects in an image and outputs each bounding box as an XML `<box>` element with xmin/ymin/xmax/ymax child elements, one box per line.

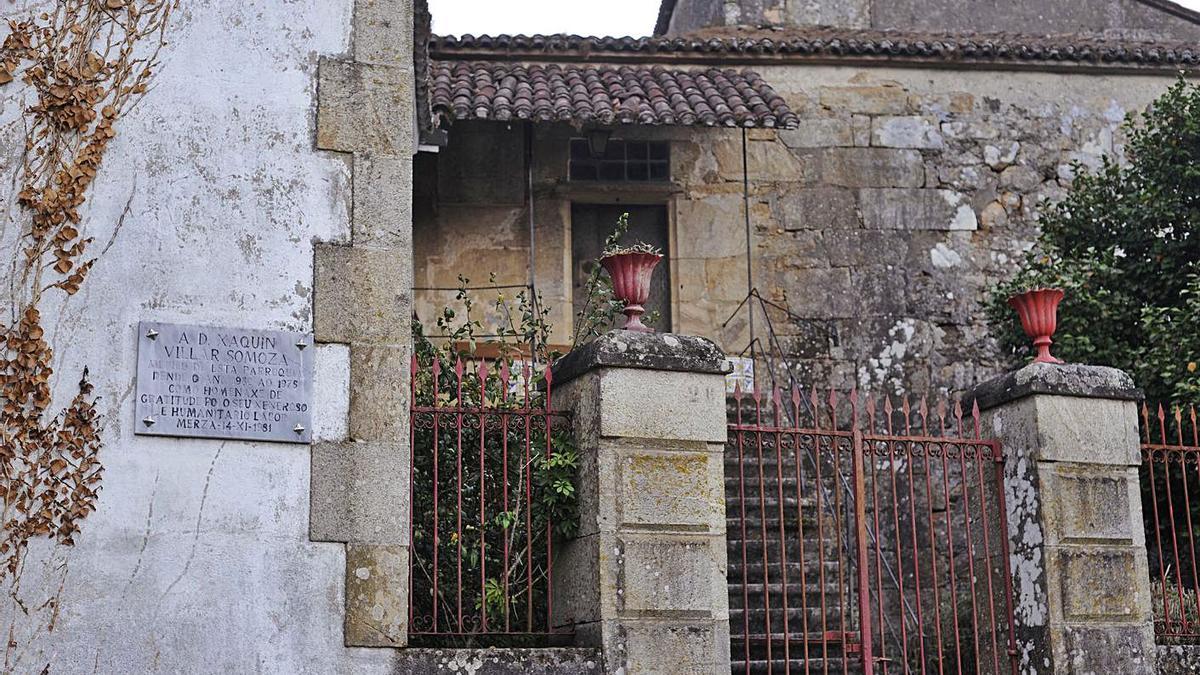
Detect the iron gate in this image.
<box><xmin>408</xmin><ymin>355</ymin><xmax>572</xmax><ymax>645</ymax></box>
<box><xmin>727</xmin><ymin>385</ymin><xmax>1018</xmax><ymax>674</ymax></box>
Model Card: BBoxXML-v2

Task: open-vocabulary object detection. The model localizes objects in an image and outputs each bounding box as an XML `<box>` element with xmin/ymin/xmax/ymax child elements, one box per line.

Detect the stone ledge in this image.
<box><xmin>393</xmin><ymin>648</ymin><xmax>602</xmax><ymax>674</ymax></box>
<box><xmin>551</xmin><ymin>330</ymin><xmax>730</xmax><ymax>388</ymax></box>
<box><xmin>968</xmin><ymin>362</ymin><xmax>1140</xmax><ymax>411</ymax></box>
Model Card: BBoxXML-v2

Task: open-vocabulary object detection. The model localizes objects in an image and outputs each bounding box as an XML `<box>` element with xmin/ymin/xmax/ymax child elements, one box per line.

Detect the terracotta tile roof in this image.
<box><xmin>429</xmin><ymin>60</ymin><xmax>800</xmax><ymax>128</ymax></box>
<box><xmin>430</xmin><ymin>29</ymin><xmax>1200</xmax><ymax>68</ymax></box>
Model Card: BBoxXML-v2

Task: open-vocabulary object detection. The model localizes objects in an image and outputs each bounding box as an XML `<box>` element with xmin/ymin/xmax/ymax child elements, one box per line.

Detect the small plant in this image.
<box><xmin>1153</xmin><ymin>576</ymin><xmax>1200</xmax><ymax>643</ymax></box>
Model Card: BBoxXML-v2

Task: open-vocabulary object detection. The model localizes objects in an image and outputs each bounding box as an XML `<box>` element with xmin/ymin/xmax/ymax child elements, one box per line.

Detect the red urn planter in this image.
<box><xmin>1008</xmin><ymin>288</ymin><xmax>1065</xmax><ymax>364</ymax></box>
<box><xmin>601</xmin><ymin>251</ymin><xmax>662</xmax><ymax>333</ymax></box>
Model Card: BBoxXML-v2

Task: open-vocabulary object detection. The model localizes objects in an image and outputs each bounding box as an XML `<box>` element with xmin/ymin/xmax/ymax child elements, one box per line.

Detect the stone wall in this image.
<box><xmin>415</xmin><ymin>64</ymin><xmax>1180</xmax><ymax>395</ymax></box>
<box><xmin>1158</xmin><ymin>644</ymin><xmax>1200</xmax><ymax>674</ymax></box>
<box><xmin>0</xmin><ymin>0</ymin><xmax>405</xmax><ymax>672</ymax></box>
<box><xmin>661</xmin><ymin>0</ymin><xmax>1200</xmax><ymax>41</ymax></box>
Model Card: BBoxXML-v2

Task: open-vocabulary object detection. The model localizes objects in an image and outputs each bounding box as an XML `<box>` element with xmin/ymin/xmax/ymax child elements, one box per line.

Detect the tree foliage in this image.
<box><xmin>988</xmin><ymin>76</ymin><xmax>1200</xmax><ymax>404</ymax></box>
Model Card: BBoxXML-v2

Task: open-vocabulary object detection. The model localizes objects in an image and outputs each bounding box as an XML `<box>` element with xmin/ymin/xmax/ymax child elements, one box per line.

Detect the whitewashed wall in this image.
<box><xmin>0</xmin><ymin>2</ymin><xmax>392</xmax><ymax>672</ymax></box>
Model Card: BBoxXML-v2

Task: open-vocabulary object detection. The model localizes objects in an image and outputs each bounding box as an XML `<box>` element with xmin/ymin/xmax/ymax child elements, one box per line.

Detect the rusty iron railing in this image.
<box><xmin>408</xmin><ymin>355</ymin><xmax>572</xmax><ymax>645</ymax></box>
<box><xmin>1141</xmin><ymin>403</ymin><xmax>1200</xmax><ymax>642</ymax></box>
<box><xmin>727</xmin><ymin>385</ymin><xmax>1018</xmax><ymax>674</ymax></box>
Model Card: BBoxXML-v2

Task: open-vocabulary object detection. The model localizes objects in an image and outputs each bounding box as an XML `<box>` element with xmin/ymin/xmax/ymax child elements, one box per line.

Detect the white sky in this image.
<box><xmin>429</xmin><ymin>0</ymin><xmax>1200</xmax><ymax>38</ymax></box>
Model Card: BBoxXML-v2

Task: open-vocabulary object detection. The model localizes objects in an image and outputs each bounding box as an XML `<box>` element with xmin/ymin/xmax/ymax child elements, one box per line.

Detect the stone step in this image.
<box><xmin>728</xmin><ymin>559</ymin><xmax>843</xmax><ymax>578</ymax></box>
<box><xmin>724</xmin><ymin>499</ymin><xmax>849</xmax><ymax>521</ymax></box>
<box><xmin>727</xmin><ymin>537</ymin><xmax>853</xmax><ymax>558</ymax></box>
<box><xmin>729</xmin><ymin>607</ymin><xmax>856</xmax><ymax>634</ymax></box>
<box><xmin>394</xmin><ymin>647</ymin><xmax>602</xmax><ymax>674</ymax></box>
<box><xmin>730</xmin><ymin>657</ymin><xmax>863</xmax><ymax>674</ymax></box>
<box><xmin>729</xmin><ymin>581</ymin><xmax>852</xmax><ymax>600</ymax></box>
<box><xmin>727</xmin><ymin>513</ymin><xmax>831</xmax><ymax>532</ymax></box>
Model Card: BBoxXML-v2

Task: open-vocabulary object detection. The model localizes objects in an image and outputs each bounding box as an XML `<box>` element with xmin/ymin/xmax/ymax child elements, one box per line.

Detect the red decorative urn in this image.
<box><xmin>1008</xmin><ymin>288</ymin><xmax>1065</xmax><ymax>364</ymax></box>
<box><xmin>600</xmin><ymin>251</ymin><xmax>662</xmax><ymax>333</ymax></box>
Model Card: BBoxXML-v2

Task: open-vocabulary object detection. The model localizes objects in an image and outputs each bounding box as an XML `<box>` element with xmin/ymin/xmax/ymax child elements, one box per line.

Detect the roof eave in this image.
<box><xmin>429</xmin><ymin>46</ymin><xmax>1200</xmax><ymax>75</ymax></box>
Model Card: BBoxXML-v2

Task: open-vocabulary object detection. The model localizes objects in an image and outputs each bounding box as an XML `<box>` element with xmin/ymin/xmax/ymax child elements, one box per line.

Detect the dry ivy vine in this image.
<box><xmin>0</xmin><ymin>1</ymin><xmax>175</xmax><ymax>669</ymax></box>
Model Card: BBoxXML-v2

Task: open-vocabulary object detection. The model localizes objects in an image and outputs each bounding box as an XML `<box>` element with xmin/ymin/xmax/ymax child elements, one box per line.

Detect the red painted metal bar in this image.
<box><xmin>773</xmin><ymin>387</ymin><xmax>792</xmax><ymax>668</ymax></box>
<box><xmin>901</xmin><ymin>398</ymin><xmax>928</xmax><ymax>675</ymax></box>
<box><xmin>432</xmin><ymin>358</ymin><xmax>441</xmax><ymax>633</ymax></box>
<box><xmin>735</xmin><ymin>384</ymin><xmax>752</xmax><ymax>673</ymax></box>
<box><xmin>851</xmin><ymin>390</ymin><xmax>875</xmax><ymax>675</ymax></box>
<box><xmin>523</xmin><ymin>362</ymin><xmax>534</xmax><ymax>633</ymax></box>
<box><xmin>727</xmin><ymin>385</ymin><xmax>1016</xmax><ymax>673</ymax></box>
<box><xmin>408</xmin><ymin>353</ymin><xmax>569</xmax><ymax>642</ymax></box>
<box><xmin>1140</xmin><ymin>401</ymin><xmax>1200</xmax><ymax>640</ymax></box>
<box><xmin>752</xmin><ymin>384</ymin><xmax>773</xmax><ymax>671</ymax></box>
<box><xmin>455</xmin><ymin>359</ymin><xmax>465</xmax><ymax>633</ymax></box>
<box><xmin>865</xmin><ymin>397</ymin><xmax>889</xmax><ymax>675</ymax></box>
<box><xmin>500</xmin><ymin>360</ymin><xmax>512</xmax><ymax>633</ymax></box>
<box><xmin>477</xmin><ymin>360</ymin><xmax>489</xmax><ymax>632</ymax></box>
<box><xmin>409</xmin><ymin>356</ymin><xmax>418</xmax><ymax>632</ymax></box>
<box><xmin>811</xmin><ymin>388</ymin><xmax>830</xmax><ymax>675</ymax></box>
<box><xmin>954</xmin><ymin>403</ymin><xmax>983</xmax><ymax>675</ymax></box>
<box><xmin>916</xmin><ymin>400</ymin><xmax>946</xmax><ymax>675</ymax></box>
<box><xmin>544</xmin><ymin>366</ymin><xmax>555</xmax><ymax>632</ymax></box>
<box><xmin>937</xmin><ymin>408</ymin><xmax>964</xmax><ymax>675</ymax></box>
<box><xmin>791</xmin><ymin>386</ymin><xmax>812</xmax><ymax>673</ymax></box>
<box><xmin>882</xmin><ymin>397</ymin><xmax>911</xmax><ymax>674</ymax></box>
<box><xmin>830</xmin><ymin>390</ymin><xmax>849</xmax><ymax>675</ymax></box>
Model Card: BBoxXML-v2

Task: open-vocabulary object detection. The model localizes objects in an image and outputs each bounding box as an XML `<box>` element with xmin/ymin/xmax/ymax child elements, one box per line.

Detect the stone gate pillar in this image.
<box><xmin>970</xmin><ymin>363</ymin><xmax>1155</xmax><ymax>674</ymax></box>
<box><xmin>549</xmin><ymin>330</ymin><xmax>732</xmax><ymax>674</ymax></box>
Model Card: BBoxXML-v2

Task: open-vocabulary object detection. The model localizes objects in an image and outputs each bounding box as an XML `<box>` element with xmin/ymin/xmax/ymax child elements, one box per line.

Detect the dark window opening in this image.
<box><xmin>569</xmin><ymin>138</ymin><xmax>669</xmax><ymax>182</ymax></box>
<box><xmin>571</xmin><ymin>203</ymin><xmax>671</xmax><ymax>333</ymax></box>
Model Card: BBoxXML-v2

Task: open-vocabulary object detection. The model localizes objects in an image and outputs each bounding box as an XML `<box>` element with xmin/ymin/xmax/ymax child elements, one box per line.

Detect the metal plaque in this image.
<box><xmin>135</xmin><ymin>321</ymin><xmax>314</xmax><ymax>444</ymax></box>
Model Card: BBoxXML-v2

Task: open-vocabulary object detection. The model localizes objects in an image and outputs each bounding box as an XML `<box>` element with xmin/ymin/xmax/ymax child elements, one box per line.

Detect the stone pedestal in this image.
<box><xmin>550</xmin><ymin>331</ymin><xmax>732</xmax><ymax>674</ymax></box>
<box><xmin>970</xmin><ymin>363</ymin><xmax>1155</xmax><ymax>674</ymax></box>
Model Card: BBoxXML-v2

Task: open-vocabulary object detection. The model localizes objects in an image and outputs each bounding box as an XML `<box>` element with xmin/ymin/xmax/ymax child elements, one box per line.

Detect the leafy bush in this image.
<box><xmin>987</xmin><ymin>76</ymin><xmax>1200</xmax><ymax>405</ymax></box>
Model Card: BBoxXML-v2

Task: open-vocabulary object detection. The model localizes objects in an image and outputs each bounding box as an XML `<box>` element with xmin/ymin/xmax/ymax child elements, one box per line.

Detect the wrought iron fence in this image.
<box><xmin>727</xmin><ymin>385</ymin><xmax>1018</xmax><ymax>674</ymax></box>
<box><xmin>408</xmin><ymin>354</ymin><xmax>573</xmax><ymax>645</ymax></box>
<box><xmin>1141</xmin><ymin>402</ymin><xmax>1200</xmax><ymax>642</ymax></box>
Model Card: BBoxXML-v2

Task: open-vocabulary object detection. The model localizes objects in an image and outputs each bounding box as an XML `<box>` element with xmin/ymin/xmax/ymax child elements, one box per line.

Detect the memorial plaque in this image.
<box><xmin>134</xmin><ymin>321</ymin><xmax>314</xmax><ymax>443</ymax></box>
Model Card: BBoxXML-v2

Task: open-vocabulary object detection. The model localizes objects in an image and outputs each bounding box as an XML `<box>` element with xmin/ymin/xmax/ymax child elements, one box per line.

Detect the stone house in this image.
<box><xmin>414</xmin><ymin>0</ymin><xmax>1200</xmax><ymax>394</ymax></box>
<box><xmin>0</xmin><ymin>0</ymin><xmax>1197</xmax><ymax>673</ymax></box>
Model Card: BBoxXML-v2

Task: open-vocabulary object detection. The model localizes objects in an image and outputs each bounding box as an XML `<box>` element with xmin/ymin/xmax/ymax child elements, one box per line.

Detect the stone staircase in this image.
<box><xmin>726</xmin><ymin>441</ymin><xmax>865</xmax><ymax>674</ymax></box>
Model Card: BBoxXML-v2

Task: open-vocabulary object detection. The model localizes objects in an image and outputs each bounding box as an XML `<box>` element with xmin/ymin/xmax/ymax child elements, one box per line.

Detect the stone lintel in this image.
<box><xmin>550</xmin><ymin>330</ymin><xmax>730</xmax><ymax>388</ymax></box>
<box><xmin>969</xmin><ymin>362</ymin><xmax>1140</xmax><ymax>412</ymax></box>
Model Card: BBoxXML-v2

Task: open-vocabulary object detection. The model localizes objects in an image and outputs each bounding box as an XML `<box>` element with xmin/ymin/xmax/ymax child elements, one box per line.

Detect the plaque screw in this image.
<box><xmin>295</xmin><ymin>338</ymin><xmax>308</xmax><ymax>350</ymax></box>
<box><xmin>293</xmin><ymin>424</ymin><xmax>306</xmax><ymax>434</ymax></box>
<box><xmin>145</xmin><ymin>329</ymin><xmax>159</xmax><ymax>340</ymax></box>
<box><xmin>142</xmin><ymin>416</ymin><xmax>156</xmax><ymax>426</ymax></box>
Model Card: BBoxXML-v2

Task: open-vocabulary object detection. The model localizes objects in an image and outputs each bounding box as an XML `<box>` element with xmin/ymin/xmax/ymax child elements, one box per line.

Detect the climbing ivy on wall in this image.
<box><xmin>0</xmin><ymin>1</ymin><xmax>175</xmax><ymax>670</ymax></box>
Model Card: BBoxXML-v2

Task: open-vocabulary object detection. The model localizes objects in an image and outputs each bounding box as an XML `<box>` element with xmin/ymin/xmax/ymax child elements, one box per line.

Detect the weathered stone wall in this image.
<box><xmin>0</xmin><ymin>0</ymin><xmax>408</xmax><ymax>671</ymax></box>
<box><xmin>415</xmin><ymin>65</ymin><xmax>1180</xmax><ymax>395</ymax></box>
<box><xmin>662</xmin><ymin>0</ymin><xmax>1200</xmax><ymax>41</ymax></box>
<box><xmin>1158</xmin><ymin>644</ymin><xmax>1200</xmax><ymax>674</ymax></box>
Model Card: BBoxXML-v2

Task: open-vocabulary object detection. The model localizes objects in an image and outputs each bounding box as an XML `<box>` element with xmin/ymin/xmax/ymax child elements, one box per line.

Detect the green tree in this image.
<box><xmin>988</xmin><ymin>76</ymin><xmax>1200</xmax><ymax>405</ymax></box>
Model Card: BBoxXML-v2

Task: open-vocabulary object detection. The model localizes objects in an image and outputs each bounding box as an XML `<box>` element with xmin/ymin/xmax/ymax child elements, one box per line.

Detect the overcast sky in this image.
<box><xmin>429</xmin><ymin>0</ymin><xmax>1200</xmax><ymax>37</ymax></box>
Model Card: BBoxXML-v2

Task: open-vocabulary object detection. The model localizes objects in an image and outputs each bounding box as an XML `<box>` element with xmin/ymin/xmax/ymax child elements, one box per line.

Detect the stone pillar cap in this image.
<box><xmin>968</xmin><ymin>362</ymin><xmax>1141</xmax><ymax>412</ymax></box>
<box><xmin>550</xmin><ymin>330</ymin><xmax>731</xmax><ymax>387</ymax></box>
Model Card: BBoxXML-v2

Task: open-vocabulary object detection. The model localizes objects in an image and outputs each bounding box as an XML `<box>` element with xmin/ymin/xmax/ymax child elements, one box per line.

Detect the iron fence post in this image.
<box><xmin>852</xmin><ymin>422</ymin><xmax>875</xmax><ymax>675</ymax></box>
